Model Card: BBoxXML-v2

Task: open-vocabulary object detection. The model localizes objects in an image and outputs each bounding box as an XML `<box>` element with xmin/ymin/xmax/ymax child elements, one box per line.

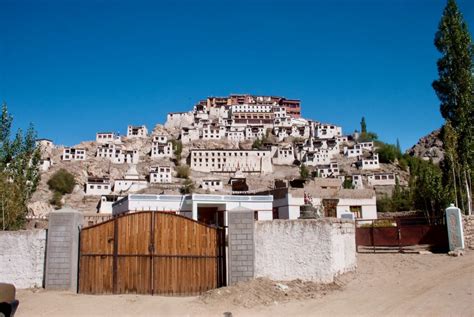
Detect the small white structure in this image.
<box><xmin>361</xmin><ymin>153</ymin><xmax>380</xmax><ymax>170</ymax></box>
<box><xmin>151</xmin><ymin>135</ymin><xmax>174</xmax><ymax>159</ymax></box>
<box><xmin>39</xmin><ymin>158</ymin><xmax>53</xmax><ymax>172</ymax></box>
<box><xmin>35</xmin><ymin>138</ymin><xmax>54</xmax><ymax>149</ymax></box>
<box><xmin>268</xmin><ymin>180</ymin><xmax>376</xmax><ymax>220</ymax></box>
<box><xmin>316</xmin><ymin>162</ymin><xmax>339</xmax><ymax>178</ymax></box>
<box><xmin>272</xmin><ymin>145</ymin><xmax>295</xmax><ymax>165</ymax></box>
<box><xmin>149</xmin><ymin>166</ymin><xmax>173</xmax><ymax>184</ymax></box>
<box><xmin>96</xmin><ymin>132</ymin><xmax>120</xmax><ymax>144</ymax></box>
<box><xmin>96</xmin><ymin>144</ymin><xmax>139</xmax><ymax>164</ymax></box>
<box><xmin>201</xmin><ymin>179</ymin><xmax>224</xmax><ymax>192</ymax></box>
<box><xmin>98</xmin><ymin>195</ymin><xmax>124</xmax><ymax>214</ymax></box>
<box><xmin>352</xmin><ymin>174</ymin><xmax>364</xmax><ymax>189</ymax></box>
<box><xmin>127</xmin><ymin>125</ymin><xmax>148</xmax><ymax>138</ymax></box>
<box><xmin>190</xmin><ymin>149</ymin><xmax>273</xmax><ymax>174</ymax></box>
<box><xmin>85</xmin><ymin>177</ymin><xmax>113</xmax><ymax>196</ymax></box>
<box><xmin>114</xmin><ymin>165</ymin><xmax>148</xmax><ymax>193</ymax></box>
<box><xmin>367</xmin><ymin>173</ymin><xmax>396</xmax><ymax>186</ymax></box>
<box><xmin>314</xmin><ymin>124</ymin><xmax>342</xmax><ymax>139</ymax></box>
<box><xmin>112</xmin><ymin>193</ymin><xmax>274</xmax><ymax>225</ymax></box>
<box><xmin>61</xmin><ymin>147</ymin><xmax>86</xmax><ymax>161</ymax></box>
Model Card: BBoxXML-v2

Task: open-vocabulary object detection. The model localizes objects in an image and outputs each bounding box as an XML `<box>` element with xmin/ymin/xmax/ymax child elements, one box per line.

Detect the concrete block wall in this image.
<box><xmin>45</xmin><ymin>208</ymin><xmax>83</xmax><ymax>291</ymax></box>
<box><xmin>0</xmin><ymin>229</ymin><xmax>47</xmax><ymax>288</ymax></box>
<box><xmin>227</xmin><ymin>207</ymin><xmax>255</xmax><ymax>285</ymax></box>
<box><xmin>254</xmin><ymin>219</ymin><xmax>356</xmax><ymax>283</ymax></box>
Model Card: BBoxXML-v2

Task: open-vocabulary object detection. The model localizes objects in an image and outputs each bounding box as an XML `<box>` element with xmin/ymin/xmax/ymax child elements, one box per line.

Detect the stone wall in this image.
<box><xmin>462</xmin><ymin>215</ymin><xmax>474</xmax><ymax>250</ymax></box>
<box><xmin>254</xmin><ymin>219</ymin><xmax>356</xmax><ymax>283</ymax></box>
<box><xmin>0</xmin><ymin>229</ymin><xmax>47</xmax><ymax>288</ymax></box>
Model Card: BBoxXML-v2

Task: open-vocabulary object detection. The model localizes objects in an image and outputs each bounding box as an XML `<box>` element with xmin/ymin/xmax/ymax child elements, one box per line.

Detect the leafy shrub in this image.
<box><xmin>376</xmin><ymin>143</ymin><xmax>400</xmax><ymax>163</ymax></box>
<box><xmin>180</xmin><ymin>178</ymin><xmax>194</xmax><ymax>194</ymax></box>
<box><xmin>299</xmin><ymin>164</ymin><xmax>310</xmax><ymax>179</ymax></box>
<box><xmin>50</xmin><ymin>191</ymin><xmax>63</xmax><ymax>209</ymax></box>
<box><xmin>47</xmin><ymin>169</ymin><xmax>76</xmax><ymax>195</ymax></box>
<box><xmin>176</xmin><ymin>165</ymin><xmax>190</xmax><ymax>179</ymax></box>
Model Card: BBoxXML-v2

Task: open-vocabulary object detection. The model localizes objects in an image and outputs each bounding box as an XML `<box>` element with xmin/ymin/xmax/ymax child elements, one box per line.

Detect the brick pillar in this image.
<box><xmin>228</xmin><ymin>206</ymin><xmax>255</xmax><ymax>285</ymax></box>
<box><xmin>45</xmin><ymin>207</ymin><xmax>83</xmax><ymax>291</ymax></box>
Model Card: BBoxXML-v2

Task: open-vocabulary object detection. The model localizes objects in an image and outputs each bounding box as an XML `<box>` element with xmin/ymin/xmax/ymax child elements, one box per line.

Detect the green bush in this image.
<box><xmin>176</xmin><ymin>165</ymin><xmax>190</xmax><ymax>179</ymax></box>
<box><xmin>171</xmin><ymin>139</ymin><xmax>183</xmax><ymax>162</ymax></box>
<box><xmin>47</xmin><ymin>169</ymin><xmax>76</xmax><ymax>195</ymax></box>
<box><xmin>180</xmin><ymin>178</ymin><xmax>194</xmax><ymax>194</ymax></box>
<box><xmin>376</xmin><ymin>143</ymin><xmax>400</xmax><ymax>163</ymax></box>
<box><xmin>50</xmin><ymin>191</ymin><xmax>63</xmax><ymax>209</ymax></box>
<box><xmin>299</xmin><ymin>164</ymin><xmax>310</xmax><ymax>179</ymax></box>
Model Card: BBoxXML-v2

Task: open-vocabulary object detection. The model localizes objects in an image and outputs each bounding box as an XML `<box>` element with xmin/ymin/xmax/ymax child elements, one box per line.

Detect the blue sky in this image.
<box><xmin>1</xmin><ymin>0</ymin><xmax>472</xmax><ymax>149</ymax></box>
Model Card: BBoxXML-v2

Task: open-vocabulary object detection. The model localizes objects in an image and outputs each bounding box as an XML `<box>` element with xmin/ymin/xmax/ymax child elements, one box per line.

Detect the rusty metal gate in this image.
<box><xmin>78</xmin><ymin>211</ymin><xmax>226</xmax><ymax>295</ymax></box>
<box><xmin>356</xmin><ymin>217</ymin><xmax>449</xmax><ymax>253</ymax></box>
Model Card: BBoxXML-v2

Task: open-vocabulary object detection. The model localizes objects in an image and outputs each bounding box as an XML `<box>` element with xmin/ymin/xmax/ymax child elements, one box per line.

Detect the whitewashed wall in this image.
<box><xmin>0</xmin><ymin>229</ymin><xmax>47</xmax><ymax>288</ymax></box>
<box><xmin>254</xmin><ymin>219</ymin><xmax>356</xmax><ymax>283</ymax></box>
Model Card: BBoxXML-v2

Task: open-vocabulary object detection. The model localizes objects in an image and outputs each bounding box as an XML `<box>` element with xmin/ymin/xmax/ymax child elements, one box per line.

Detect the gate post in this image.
<box><xmin>45</xmin><ymin>207</ymin><xmax>83</xmax><ymax>292</ymax></box>
<box><xmin>227</xmin><ymin>206</ymin><xmax>255</xmax><ymax>286</ymax></box>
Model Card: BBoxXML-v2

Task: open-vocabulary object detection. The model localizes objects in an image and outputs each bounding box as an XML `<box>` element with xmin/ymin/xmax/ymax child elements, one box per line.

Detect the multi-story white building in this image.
<box><xmin>149</xmin><ymin>166</ymin><xmax>173</xmax><ymax>184</ymax></box>
<box><xmin>96</xmin><ymin>144</ymin><xmax>139</xmax><ymax>164</ymax></box>
<box><xmin>127</xmin><ymin>125</ymin><xmax>148</xmax><ymax>138</ymax></box>
<box><xmin>35</xmin><ymin>138</ymin><xmax>54</xmax><ymax>149</ymax></box>
<box><xmin>225</xmin><ymin>126</ymin><xmax>246</xmax><ymax>142</ymax></box>
<box><xmin>201</xmin><ymin>124</ymin><xmax>226</xmax><ymax>140</ymax></box>
<box><xmin>181</xmin><ymin>127</ymin><xmax>201</xmax><ymax>144</ymax></box>
<box><xmin>361</xmin><ymin>153</ymin><xmax>380</xmax><ymax>170</ymax></box>
<box><xmin>151</xmin><ymin>135</ymin><xmax>173</xmax><ymax>159</ymax></box>
<box><xmin>314</xmin><ymin>124</ymin><xmax>342</xmax><ymax>139</ymax></box>
<box><xmin>61</xmin><ymin>147</ymin><xmax>86</xmax><ymax>161</ymax></box>
<box><xmin>367</xmin><ymin>173</ymin><xmax>396</xmax><ymax>186</ymax></box>
<box><xmin>272</xmin><ymin>145</ymin><xmax>295</xmax><ymax>165</ymax></box>
<box><xmin>190</xmin><ymin>149</ymin><xmax>273</xmax><ymax>174</ymax></box>
<box><xmin>96</xmin><ymin>132</ymin><xmax>120</xmax><ymax>144</ymax></box>
<box><xmin>245</xmin><ymin>126</ymin><xmax>265</xmax><ymax>140</ymax></box>
<box><xmin>316</xmin><ymin>162</ymin><xmax>339</xmax><ymax>178</ymax></box>
<box><xmin>301</xmin><ymin>150</ymin><xmax>331</xmax><ymax>166</ymax></box>
<box><xmin>85</xmin><ymin>177</ymin><xmax>113</xmax><ymax>196</ymax></box>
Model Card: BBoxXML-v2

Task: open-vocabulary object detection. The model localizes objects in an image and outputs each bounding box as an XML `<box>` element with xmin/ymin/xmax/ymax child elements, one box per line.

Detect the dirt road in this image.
<box><xmin>16</xmin><ymin>252</ymin><xmax>474</xmax><ymax>316</ymax></box>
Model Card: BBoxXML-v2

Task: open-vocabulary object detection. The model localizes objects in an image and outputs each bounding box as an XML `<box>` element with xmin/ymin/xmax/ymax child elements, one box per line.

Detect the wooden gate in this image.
<box><xmin>356</xmin><ymin>217</ymin><xmax>448</xmax><ymax>253</ymax></box>
<box><xmin>78</xmin><ymin>211</ymin><xmax>226</xmax><ymax>295</ymax></box>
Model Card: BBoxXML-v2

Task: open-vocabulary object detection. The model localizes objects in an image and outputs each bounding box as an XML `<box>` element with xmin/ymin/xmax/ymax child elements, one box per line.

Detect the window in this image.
<box><xmin>350</xmin><ymin>206</ymin><xmax>362</xmax><ymax>219</ymax></box>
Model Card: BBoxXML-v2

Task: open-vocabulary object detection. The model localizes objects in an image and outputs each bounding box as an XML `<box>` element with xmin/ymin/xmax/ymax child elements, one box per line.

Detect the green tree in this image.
<box><xmin>176</xmin><ymin>165</ymin><xmax>190</xmax><ymax>179</ymax></box>
<box><xmin>0</xmin><ymin>103</ymin><xmax>41</xmax><ymax>229</ymax></box>
<box><xmin>432</xmin><ymin>0</ymin><xmax>473</xmax><ymax>214</ymax></box>
<box><xmin>171</xmin><ymin>139</ymin><xmax>183</xmax><ymax>163</ymax></box>
<box><xmin>360</xmin><ymin>117</ymin><xmax>367</xmax><ymax>134</ymax></box>
<box><xmin>299</xmin><ymin>164</ymin><xmax>310</xmax><ymax>180</ymax></box>
<box><xmin>377</xmin><ymin>143</ymin><xmax>399</xmax><ymax>163</ymax></box>
<box><xmin>47</xmin><ymin>169</ymin><xmax>76</xmax><ymax>195</ymax></box>
<box><xmin>252</xmin><ymin>138</ymin><xmax>263</xmax><ymax>149</ymax></box>
<box><xmin>342</xmin><ymin>178</ymin><xmax>354</xmax><ymax>189</ymax></box>
<box><xmin>180</xmin><ymin>178</ymin><xmax>195</xmax><ymax>194</ymax></box>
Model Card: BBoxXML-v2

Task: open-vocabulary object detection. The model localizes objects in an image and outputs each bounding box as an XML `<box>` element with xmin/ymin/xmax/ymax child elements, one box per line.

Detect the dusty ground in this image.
<box><xmin>16</xmin><ymin>252</ymin><xmax>473</xmax><ymax>317</ymax></box>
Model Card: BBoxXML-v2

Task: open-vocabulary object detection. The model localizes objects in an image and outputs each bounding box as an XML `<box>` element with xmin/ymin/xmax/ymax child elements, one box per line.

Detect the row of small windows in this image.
<box><xmin>192</xmin><ymin>151</ymin><xmax>267</xmax><ymax>157</ymax></box>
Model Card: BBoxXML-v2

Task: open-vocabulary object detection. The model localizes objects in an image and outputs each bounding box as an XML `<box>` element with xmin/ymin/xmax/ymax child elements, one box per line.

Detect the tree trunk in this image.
<box><xmin>464</xmin><ymin>169</ymin><xmax>472</xmax><ymax>215</ymax></box>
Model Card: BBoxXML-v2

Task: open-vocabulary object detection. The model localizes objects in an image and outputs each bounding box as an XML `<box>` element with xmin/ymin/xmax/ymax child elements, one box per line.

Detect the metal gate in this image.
<box><xmin>356</xmin><ymin>217</ymin><xmax>449</xmax><ymax>253</ymax></box>
<box><xmin>78</xmin><ymin>211</ymin><xmax>226</xmax><ymax>295</ymax></box>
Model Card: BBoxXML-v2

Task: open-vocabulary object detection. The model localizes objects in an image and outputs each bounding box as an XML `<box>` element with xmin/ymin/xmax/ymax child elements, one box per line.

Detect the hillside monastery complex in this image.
<box><xmin>36</xmin><ymin>94</ymin><xmax>400</xmax><ymax>225</ymax></box>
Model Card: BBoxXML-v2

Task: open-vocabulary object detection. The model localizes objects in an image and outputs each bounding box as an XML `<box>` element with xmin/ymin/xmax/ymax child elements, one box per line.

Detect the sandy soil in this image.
<box><xmin>16</xmin><ymin>252</ymin><xmax>474</xmax><ymax>317</ymax></box>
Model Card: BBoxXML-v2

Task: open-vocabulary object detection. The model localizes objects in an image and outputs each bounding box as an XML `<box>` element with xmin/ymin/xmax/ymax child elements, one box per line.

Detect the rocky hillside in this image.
<box><xmin>407</xmin><ymin>129</ymin><xmax>444</xmax><ymax>164</ymax></box>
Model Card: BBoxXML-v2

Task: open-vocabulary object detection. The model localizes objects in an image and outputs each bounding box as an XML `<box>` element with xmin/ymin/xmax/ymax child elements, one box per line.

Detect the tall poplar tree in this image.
<box><xmin>432</xmin><ymin>0</ymin><xmax>473</xmax><ymax>214</ymax></box>
<box><xmin>0</xmin><ymin>103</ymin><xmax>41</xmax><ymax>230</ymax></box>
